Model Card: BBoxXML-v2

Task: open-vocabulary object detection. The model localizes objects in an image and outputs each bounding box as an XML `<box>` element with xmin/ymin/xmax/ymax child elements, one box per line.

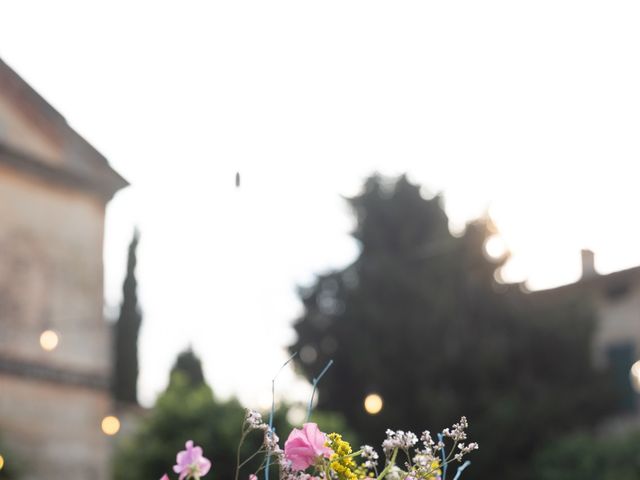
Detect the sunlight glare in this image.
<box><xmin>484</xmin><ymin>235</ymin><xmax>507</xmax><ymax>260</ymax></box>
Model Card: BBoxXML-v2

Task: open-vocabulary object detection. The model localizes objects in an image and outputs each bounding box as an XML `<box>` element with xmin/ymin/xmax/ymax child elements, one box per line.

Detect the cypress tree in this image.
<box><xmin>113</xmin><ymin>229</ymin><xmax>142</xmax><ymax>404</ymax></box>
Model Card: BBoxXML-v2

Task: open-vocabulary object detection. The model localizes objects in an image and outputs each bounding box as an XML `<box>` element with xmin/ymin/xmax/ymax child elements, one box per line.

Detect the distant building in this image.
<box><xmin>533</xmin><ymin>249</ymin><xmax>640</xmax><ymax>420</ymax></box>
<box><xmin>0</xmin><ymin>58</ymin><xmax>127</xmax><ymax>479</ymax></box>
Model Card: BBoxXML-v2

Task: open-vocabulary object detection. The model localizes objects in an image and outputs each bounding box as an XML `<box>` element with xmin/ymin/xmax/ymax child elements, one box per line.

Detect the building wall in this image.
<box><xmin>593</xmin><ymin>282</ymin><xmax>640</xmax><ymax>358</ymax></box>
<box><xmin>0</xmin><ymin>375</ymin><xmax>112</xmax><ymax>480</ymax></box>
<box><xmin>0</xmin><ymin>163</ymin><xmax>113</xmax><ymax>480</ymax></box>
<box><xmin>588</xmin><ymin>280</ymin><xmax>640</xmax><ymax>428</ymax></box>
<box><xmin>0</xmin><ymin>81</ymin><xmax>63</xmax><ymax>166</ymax></box>
<box><xmin>0</xmin><ymin>164</ymin><xmax>108</xmax><ymax>371</ymax></box>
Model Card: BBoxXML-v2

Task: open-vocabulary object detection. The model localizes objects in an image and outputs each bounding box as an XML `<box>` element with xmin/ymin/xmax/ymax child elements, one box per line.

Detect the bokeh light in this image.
<box><xmin>101</xmin><ymin>416</ymin><xmax>121</xmax><ymax>436</ymax></box>
<box><xmin>286</xmin><ymin>406</ymin><xmax>307</xmax><ymax>426</ymax></box>
<box><xmin>630</xmin><ymin>361</ymin><xmax>640</xmax><ymax>393</ymax></box>
<box><xmin>39</xmin><ymin>330</ymin><xmax>59</xmax><ymax>351</ymax></box>
<box><xmin>0</xmin><ymin>454</ymin><xmax>4</xmax><ymax>471</ymax></box>
<box><xmin>364</xmin><ymin>393</ymin><xmax>383</xmax><ymax>415</ymax></box>
<box><xmin>300</xmin><ymin>345</ymin><xmax>318</xmax><ymax>364</ymax></box>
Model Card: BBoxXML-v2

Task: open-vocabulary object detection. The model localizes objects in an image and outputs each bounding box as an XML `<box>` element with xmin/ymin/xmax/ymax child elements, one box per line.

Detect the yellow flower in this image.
<box><xmin>354</xmin><ymin>464</ymin><xmax>375</xmax><ymax>480</ymax></box>
<box><xmin>327</xmin><ymin>433</ymin><xmax>358</xmax><ymax>480</ymax></box>
<box><xmin>423</xmin><ymin>460</ymin><xmax>442</xmax><ymax>480</ymax></box>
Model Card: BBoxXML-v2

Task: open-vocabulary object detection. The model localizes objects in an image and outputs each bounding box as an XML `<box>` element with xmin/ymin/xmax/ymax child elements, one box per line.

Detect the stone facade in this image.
<box><xmin>0</xmin><ymin>58</ymin><xmax>127</xmax><ymax>479</ymax></box>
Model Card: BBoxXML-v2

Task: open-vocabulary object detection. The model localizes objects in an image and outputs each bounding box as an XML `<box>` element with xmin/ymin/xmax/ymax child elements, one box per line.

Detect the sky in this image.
<box><xmin>1</xmin><ymin>1</ymin><xmax>640</xmax><ymax>408</ymax></box>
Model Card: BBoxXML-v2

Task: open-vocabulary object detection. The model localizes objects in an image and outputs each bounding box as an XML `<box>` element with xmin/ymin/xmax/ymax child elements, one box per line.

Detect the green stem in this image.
<box><xmin>342</xmin><ymin>449</ymin><xmax>363</xmax><ymax>459</ymax></box>
<box><xmin>402</xmin><ymin>448</ymin><xmax>412</xmax><ymax>467</ymax></box>
<box><xmin>324</xmin><ymin>462</ymin><xmax>332</xmax><ymax>480</ymax></box>
<box><xmin>239</xmin><ymin>448</ymin><xmax>267</xmax><ymax>469</ymax></box>
<box><xmin>375</xmin><ymin>449</ymin><xmax>399</xmax><ymax>480</ymax></box>
<box><xmin>251</xmin><ymin>454</ymin><xmax>272</xmax><ymax>479</ymax></box>
<box><xmin>235</xmin><ymin>431</ymin><xmax>249</xmax><ymax>480</ymax></box>
<box><xmin>443</xmin><ymin>441</ymin><xmax>458</xmax><ymax>464</ymax></box>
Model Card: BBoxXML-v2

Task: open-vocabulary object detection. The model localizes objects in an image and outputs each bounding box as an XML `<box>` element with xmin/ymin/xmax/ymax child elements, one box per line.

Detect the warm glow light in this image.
<box><xmin>364</xmin><ymin>393</ymin><xmax>383</xmax><ymax>415</ymax></box>
<box><xmin>630</xmin><ymin>361</ymin><xmax>640</xmax><ymax>393</ymax></box>
<box><xmin>0</xmin><ymin>454</ymin><xmax>4</xmax><ymax>471</ymax></box>
<box><xmin>101</xmin><ymin>415</ymin><xmax>121</xmax><ymax>436</ymax></box>
<box><xmin>39</xmin><ymin>330</ymin><xmax>59</xmax><ymax>351</ymax></box>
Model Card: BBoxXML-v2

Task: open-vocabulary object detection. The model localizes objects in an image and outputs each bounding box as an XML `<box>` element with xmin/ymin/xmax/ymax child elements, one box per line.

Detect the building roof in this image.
<box><xmin>0</xmin><ymin>57</ymin><xmax>128</xmax><ymax>201</ymax></box>
<box><xmin>531</xmin><ymin>263</ymin><xmax>640</xmax><ymax>301</ymax></box>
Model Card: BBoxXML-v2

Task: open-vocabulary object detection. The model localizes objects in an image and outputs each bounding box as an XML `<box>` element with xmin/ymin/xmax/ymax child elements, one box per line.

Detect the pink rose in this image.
<box><xmin>284</xmin><ymin>423</ymin><xmax>333</xmax><ymax>471</ymax></box>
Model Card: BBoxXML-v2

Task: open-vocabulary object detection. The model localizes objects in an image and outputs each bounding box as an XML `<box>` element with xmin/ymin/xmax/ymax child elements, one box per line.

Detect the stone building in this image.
<box><xmin>533</xmin><ymin>249</ymin><xmax>640</xmax><ymax>421</ymax></box>
<box><xmin>0</xmin><ymin>58</ymin><xmax>127</xmax><ymax>479</ymax></box>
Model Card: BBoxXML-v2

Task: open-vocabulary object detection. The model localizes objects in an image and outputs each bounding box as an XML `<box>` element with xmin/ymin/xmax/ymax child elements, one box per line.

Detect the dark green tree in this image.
<box><xmin>290</xmin><ymin>174</ymin><xmax>615</xmax><ymax>480</ymax></box>
<box><xmin>171</xmin><ymin>347</ymin><xmax>206</xmax><ymax>388</ymax></box>
<box><xmin>113</xmin><ymin>229</ymin><xmax>142</xmax><ymax>404</ymax></box>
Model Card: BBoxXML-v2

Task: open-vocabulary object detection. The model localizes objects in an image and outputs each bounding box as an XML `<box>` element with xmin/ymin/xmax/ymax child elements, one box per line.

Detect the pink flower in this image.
<box><xmin>160</xmin><ymin>476</ymin><xmax>170</xmax><ymax>480</ymax></box>
<box><xmin>284</xmin><ymin>423</ymin><xmax>333</xmax><ymax>471</ymax></box>
<box><xmin>249</xmin><ymin>475</ymin><xmax>258</xmax><ymax>480</ymax></box>
<box><xmin>173</xmin><ymin>440</ymin><xmax>211</xmax><ymax>480</ymax></box>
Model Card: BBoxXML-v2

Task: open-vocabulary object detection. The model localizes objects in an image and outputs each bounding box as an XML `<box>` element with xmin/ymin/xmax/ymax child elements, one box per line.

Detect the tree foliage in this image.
<box><xmin>532</xmin><ymin>429</ymin><xmax>640</xmax><ymax>480</ymax></box>
<box><xmin>113</xmin><ymin>371</ymin><xmax>252</xmax><ymax>480</ymax></box>
<box><xmin>171</xmin><ymin>347</ymin><xmax>206</xmax><ymax>388</ymax></box>
<box><xmin>290</xmin><ymin>174</ymin><xmax>615</xmax><ymax>479</ymax></box>
<box><xmin>113</xmin><ymin>229</ymin><xmax>143</xmax><ymax>404</ymax></box>
<box><xmin>113</xmin><ymin>348</ymin><xmax>354</xmax><ymax>480</ymax></box>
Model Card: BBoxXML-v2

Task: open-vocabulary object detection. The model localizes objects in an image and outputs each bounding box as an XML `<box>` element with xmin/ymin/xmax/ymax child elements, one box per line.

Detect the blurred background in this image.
<box><xmin>1</xmin><ymin>1</ymin><xmax>640</xmax><ymax>479</ymax></box>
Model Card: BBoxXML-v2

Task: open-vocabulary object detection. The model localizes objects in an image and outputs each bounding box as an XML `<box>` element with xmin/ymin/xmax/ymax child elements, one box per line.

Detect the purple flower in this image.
<box><xmin>173</xmin><ymin>440</ymin><xmax>211</xmax><ymax>480</ymax></box>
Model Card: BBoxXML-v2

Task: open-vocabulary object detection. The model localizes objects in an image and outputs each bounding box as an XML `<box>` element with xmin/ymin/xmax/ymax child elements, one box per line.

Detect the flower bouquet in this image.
<box><xmin>160</xmin><ymin>411</ymin><xmax>477</xmax><ymax>480</ymax></box>
<box><xmin>158</xmin><ymin>359</ymin><xmax>477</xmax><ymax>480</ymax></box>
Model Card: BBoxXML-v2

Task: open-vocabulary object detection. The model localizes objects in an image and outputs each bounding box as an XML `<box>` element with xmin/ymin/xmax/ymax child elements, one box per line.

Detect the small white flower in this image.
<box><xmin>385</xmin><ymin>466</ymin><xmax>403</xmax><ymax>480</ymax></box>
<box><xmin>245</xmin><ymin>409</ymin><xmax>267</xmax><ymax>430</ymax></box>
<box><xmin>382</xmin><ymin>429</ymin><xmax>419</xmax><ymax>455</ymax></box>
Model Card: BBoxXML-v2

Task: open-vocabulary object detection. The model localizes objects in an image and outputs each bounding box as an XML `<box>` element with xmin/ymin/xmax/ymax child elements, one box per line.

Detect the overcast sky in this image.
<box><xmin>2</xmin><ymin>1</ymin><xmax>640</xmax><ymax>408</ymax></box>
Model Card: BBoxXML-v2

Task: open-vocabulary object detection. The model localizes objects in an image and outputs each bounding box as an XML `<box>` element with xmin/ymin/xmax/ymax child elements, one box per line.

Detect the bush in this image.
<box><xmin>532</xmin><ymin>429</ymin><xmax>640</xmax><ymax>480</ymax></box>
<box><xmin>114</xmin><ymin>372</ymin><xmax>258</xmax><ymax>480</ymax></box>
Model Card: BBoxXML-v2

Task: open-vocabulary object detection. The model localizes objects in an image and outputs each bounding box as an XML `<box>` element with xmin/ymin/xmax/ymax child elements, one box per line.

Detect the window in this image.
<box><xmin>606</xmin><ymin>342</ymin><xmax>637</xmax><ymax>412</ymax></box>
